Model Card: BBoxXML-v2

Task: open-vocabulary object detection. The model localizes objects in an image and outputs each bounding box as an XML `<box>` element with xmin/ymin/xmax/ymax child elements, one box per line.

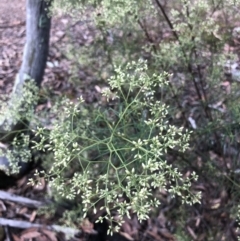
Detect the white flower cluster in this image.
<box><xmin>33</xmin><ymin>60</ymin><xmax>199</xmax><ymax>230</ymax></box>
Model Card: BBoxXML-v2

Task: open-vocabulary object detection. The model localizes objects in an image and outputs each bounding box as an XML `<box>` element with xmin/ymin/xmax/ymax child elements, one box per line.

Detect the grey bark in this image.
<box><xmin>17</xmin><ymin>0</ymin><xmax>52</xmax><ymax>90</ymax></box>
<box><xmin>0</xmin><ymin>0</ymin><xmax>52</xmax><ymax>176</ymax></box>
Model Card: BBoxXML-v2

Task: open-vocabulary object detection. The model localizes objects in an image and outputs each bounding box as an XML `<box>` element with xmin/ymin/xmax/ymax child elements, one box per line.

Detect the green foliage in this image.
<box><xmin>31</xmin><ymin>60</ymin><xmax>199</xmax><ymax>232</ymax></box>
<box><xmin>0</xmin><ymin>134</ymin><xmax>31</xmax><ymax>174</ymax></box>
<box><xmin>51</xmin><ymin>0</ymin><xmax>155</xmax><ymax>24</ymax></box>
<box><xmin>0</xmin><ymin>78</ymin><xmax>39</xmax><ymax>174</ymax></box>
<box><xmin>0</xmin><ymin>76</ymin><xmax>39</xmax><ymax>132</ymax></box>
<box><xmin>49</xmin><ymin>0</ymin><xmax>158</xmax><ymax>85</ymax></box>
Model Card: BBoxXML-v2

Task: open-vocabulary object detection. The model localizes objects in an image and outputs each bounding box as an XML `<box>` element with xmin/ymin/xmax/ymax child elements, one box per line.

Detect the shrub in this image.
<box><xmin>31</xmin><ymin>60</ymin><xmax>199</xmax><ymax>233</ymax></box>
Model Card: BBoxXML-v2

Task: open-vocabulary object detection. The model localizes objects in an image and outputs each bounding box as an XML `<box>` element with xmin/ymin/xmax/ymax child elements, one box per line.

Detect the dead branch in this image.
<box><xmin>0</xmin><ymin>190</ymin><xmax>47</xmax><ymax>208</ymax></box>
<box><xmin>0</xmin><ymin>218</ymin><xmax>81</xmax><ymax>236</ymax></box>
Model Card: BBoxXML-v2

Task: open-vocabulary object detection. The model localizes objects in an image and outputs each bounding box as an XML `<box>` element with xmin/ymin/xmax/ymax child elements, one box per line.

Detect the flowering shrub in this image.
<box><xmin>31</xmin><ymin>60</ymin><xmax>199</xmax><ymax>233</ymax></box>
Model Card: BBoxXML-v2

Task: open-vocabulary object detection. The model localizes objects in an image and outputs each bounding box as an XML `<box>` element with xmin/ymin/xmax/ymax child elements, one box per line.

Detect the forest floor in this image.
<box><xmin>0</xmin><ymin>0</ymin><xmax>25</xmax><ymax>23</ymax></box>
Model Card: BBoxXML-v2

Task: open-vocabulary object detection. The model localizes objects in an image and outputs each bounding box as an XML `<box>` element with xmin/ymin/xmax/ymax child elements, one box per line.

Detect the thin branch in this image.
<box><xmin>0</xmin><ymin>190</ymin><xmax>48</xmax><ymax>208</ymax></box>
<box><xmin>0</xmin><ymin>21</ymin><xmax>25</xmax><ymax>29</ymax></box>
<box><xmin>153</xmin><ymin>0</ymin><xmax>206</xmax><ymax>124</ymax></box>
<box><xmin>137</xmin><ymin>20</ymin><xmax>157</xmax><ymax>53</ymax></box>
<box><xmin>0</xmin><ymin>218</ymin><xmax>81</xmax><ymax>236</ymax></box>
<box><xmin>154</xmin><ymin>0</ymin><xmax>203</xmax><ymax>101</ymax></box>
<box><xmin>154</xmin><ymin>0</ymin><xmax>214</xmax><ymax>121</ymax></box>
<box><xmin>154</xmin><ymin>0</ymin><xmax>179</xmax><ymax>41</ymax></box>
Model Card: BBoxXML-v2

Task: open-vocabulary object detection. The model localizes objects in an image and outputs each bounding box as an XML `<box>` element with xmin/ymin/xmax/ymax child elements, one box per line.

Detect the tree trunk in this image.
<box><xmin>0</xmin><ymin>0</ymin><xmax>52</xmax><ymax>177</ymax></box>
<box><xmin>0</xmin><ymin>0</ymin><xmax>51</xmax><ymax>143</ymax></box>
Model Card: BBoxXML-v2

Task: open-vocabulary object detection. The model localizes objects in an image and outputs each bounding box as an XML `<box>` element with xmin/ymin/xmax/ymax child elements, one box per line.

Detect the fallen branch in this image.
<box><xmin>0</xmin><ymin>218</ymin><xmax>81</xmax><ymax>237</ymax></box>
<box><xmin>0</xmin><ymin>190</ymin><xmax>47</xmax><ymax>208</ymax></box>
<box><xmin>0</xmin><ymin>21</ymin><xmax>25</xmax><ymax>28</ymax></box>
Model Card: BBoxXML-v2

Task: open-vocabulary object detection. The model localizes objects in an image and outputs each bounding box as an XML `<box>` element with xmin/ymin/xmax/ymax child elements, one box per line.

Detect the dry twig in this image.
<box><xmin>0</xmin><ymin>218</ymin><xmax>81</xmax><ymax>236</ymax></box>
<box><xmin>0</xmin><ymin>190</ymin><xmax>47</xmax><ymax>208</ymax></box>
